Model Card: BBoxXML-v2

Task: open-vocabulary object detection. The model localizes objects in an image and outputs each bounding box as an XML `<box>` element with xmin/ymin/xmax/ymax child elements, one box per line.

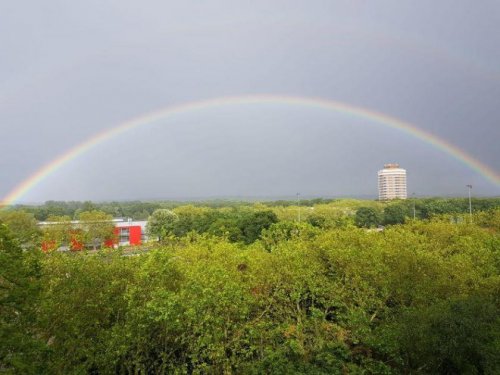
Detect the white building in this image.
<box><xmin>38</xmin><ymin>218</ymin><xmax>148</xmax><ymax>250</ymax></box>
<box><xmin>378</xmin><ymin>163</ymin><xmax>407</xmax><ymax>200</ymax></box>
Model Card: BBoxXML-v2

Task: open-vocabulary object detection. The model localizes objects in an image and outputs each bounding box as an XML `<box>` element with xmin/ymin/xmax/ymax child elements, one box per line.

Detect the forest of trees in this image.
<box><xmin>10</xmin><ymin>197</ymin><xmax>500</xmax><ymax>222</ymax></box>
<box><xmin>1</xmin><ymin>198</ymin><xmax>499</xmax><ymax>373</ymax></box>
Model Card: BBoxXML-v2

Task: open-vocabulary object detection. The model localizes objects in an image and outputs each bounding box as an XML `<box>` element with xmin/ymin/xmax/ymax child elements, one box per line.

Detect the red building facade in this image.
<box><xmin>40</xmin><ymin>219</ymin><xmax>148</xmax><ymax>251</ymax></box>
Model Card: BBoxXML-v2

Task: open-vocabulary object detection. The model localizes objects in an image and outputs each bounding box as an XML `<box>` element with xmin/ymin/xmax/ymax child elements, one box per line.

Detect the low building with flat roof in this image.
<box><xmin>39</xmin><ymin>218</ymin><xmax>148</xmax><ymax>251</ymax></box>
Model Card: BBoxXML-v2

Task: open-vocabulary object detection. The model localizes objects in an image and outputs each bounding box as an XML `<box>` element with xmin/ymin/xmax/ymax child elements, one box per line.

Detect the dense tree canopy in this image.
<box><xmin>12</xmin><ymin>197</ymin><xmax>500</xmax><ymax>221</ymax></box>
<box><xmin>0</xmin><ymin>210</ymin><xmax>40</xmax><ymax>248</ymax></box>
<box><xmin>383</xmin><ymin>204</ymin><xmax>407</xmax><ymax>225</ymax></box>
<box><xmin>355</xmin><ymin>207</ymin><xmax>382</xmax><ymax>228</ymax></box>
<box><xmin>0</xmin><ymin>224</ymin><xmax>43</xmax><ymax>373</ymax></box>
<box><xmin>147</xmin><ymin>209</ymin><xmax>179</xmax><ymax>241</ymax></box>
<box><xmin>1</xmin><ymin>199</ymin><xmax>499</xmax><ymax>373</ymax></box>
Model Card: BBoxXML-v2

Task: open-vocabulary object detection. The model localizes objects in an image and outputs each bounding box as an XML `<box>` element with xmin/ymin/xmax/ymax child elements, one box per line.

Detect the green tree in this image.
<box><xmin>77</xmin><ymin>210</ymin><xmax>115</xmax><ymax>250</ymax></box>
<box><xmin>0</xmin><ymin>210</ymin><xmax>41</xmax><ymax>247</ymax></box>
<box><xmin>38</xmin><ymin>250</ymin><xmax>136</xmax><ymax>373</ymax></box>
<box><xmin>147</xmin><ymin>209</ymin><xmax>178</xmax><ymax>242</ymax></box>
<box><xmin>208</xmin><ymin>217</ymin><xmax>243</xmax><ymax>242</ymax></box>
<box><xmin>238</xmin><ymin>210</ymin><xmax>278</xmax><ymax>244</ymax></box>
<box><xmin>2</xmin><ymin>200</ymin><xmax>498</xmax><ymax>373</ymax></box>
<box><xmin>261</xmin><ymin>221</ymin><xmax>319</xmax><ymax>251</ymax></box>
<box><xmin>383</xmin><ymin>204</ymin><xmax>407</xmax><ymax>225</ymax></box>
<box><xmin>306</xmin><ymin>214</ymin><xmax>327</xmax><ymax>228</ymax></box>
<box><xmin>354</xmin><ymin>207</ymin><xmax>382</xmax><ymax>228</ymax></box>
<box><xmin>389</xmin><ymin>296</ymin><xmax>500</xmax><ymax>373</ymax></box>
<box><xmin>40</xmin><ymin>215</ymin><xmax>73</xmax><ymax>252</ymax></box>
<box><xmin>0</xmin><ymin>223</ymin><xmax>44</xmax><ymax>373</ymax></box>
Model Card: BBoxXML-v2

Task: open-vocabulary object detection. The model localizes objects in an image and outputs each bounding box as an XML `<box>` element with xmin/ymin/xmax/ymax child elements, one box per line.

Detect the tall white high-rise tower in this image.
<box><xmin>378</xmin><ymin>163</ymin><xmax>407</xmax><ymax>200</ymax></box>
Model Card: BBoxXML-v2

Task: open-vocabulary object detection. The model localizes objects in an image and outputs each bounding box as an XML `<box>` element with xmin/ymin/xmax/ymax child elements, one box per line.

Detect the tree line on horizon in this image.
<box><xmin>8</xmin><ymin>196</ymin><xmax>500</xmax><ymax>222</ymax></box>
<box><xmin>0</xmin><ymin>197</ymin><xmax>499</xmax><ymax>252</ymax></box>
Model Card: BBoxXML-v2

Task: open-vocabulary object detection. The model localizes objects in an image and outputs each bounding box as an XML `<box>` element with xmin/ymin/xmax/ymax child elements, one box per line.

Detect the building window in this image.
<box><xmin>119</xmin><ymin>227</ymin><xmax>130</xmax><ymax>242</ymax></box>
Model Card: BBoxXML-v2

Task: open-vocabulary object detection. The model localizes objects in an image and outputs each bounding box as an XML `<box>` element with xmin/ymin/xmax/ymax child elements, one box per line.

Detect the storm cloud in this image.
<box><xmin>1</xmin><ymin>1</ymin><xmax>499</xmax><ymax>203</ymax></box>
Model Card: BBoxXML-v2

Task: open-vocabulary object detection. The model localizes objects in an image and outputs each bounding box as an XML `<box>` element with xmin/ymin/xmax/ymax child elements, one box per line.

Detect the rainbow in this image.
<box><xmin>1</xmin><ymin>94</ymin><xmax>499</xmax><ymax>207</ymax></box>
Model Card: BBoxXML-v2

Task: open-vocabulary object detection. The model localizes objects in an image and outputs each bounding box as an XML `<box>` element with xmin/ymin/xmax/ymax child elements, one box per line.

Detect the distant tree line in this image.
<box><xmin>11</xmin><ymin>197</ymin><xmax>500</xmax><ymax>222</ymax></box>
<box><xmin>354</xmin><ymin>197</ymin><xmax>500</xmax><ymax>228</ymax></box>
<box><xmin>13</xmin><ymin>199</ymin><xmax>271</xmax><ymax>221</ymax></box>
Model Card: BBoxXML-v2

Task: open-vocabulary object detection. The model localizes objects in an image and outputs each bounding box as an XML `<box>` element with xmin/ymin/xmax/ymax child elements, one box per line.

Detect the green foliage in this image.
<box><xmin>76</xmin><ymin>210</ymin><xmax>115</xmax><ymax>249</ymax></box>
<box><xmin>0</xmin><ymin>210</ymin><xmax>41</xmax><ymax>247</ymax></box>
<box><xmin>12</xmin><ymin>197</ymin><xmax>500</xmax><ymax>223</ymax></box>
<box><xmin>40</xmin><ymin>215</ymin><xmax>73</xmax><ymax>251</ymax></box>
<box><xmin>2</xmin><ymin>200</ymin><xmax>500</xmax><ymax>373</ymax></box>
<box><xmin>238</xmin><ymin>210</ymin><xmax>278</xmax><ymax>244</ymax></box>
<box><xmin>383</xmin><ymin>296</ymin><xmax>500</xmax><ymax>373</ymax></box>
<box><xmin>147</xmin><ymin>209</ymin><xmax>179</xmax><ymax>241</ymax></box>
<box><xmin>306</xmin><ymin>213</ymin><xmax>327</xmax><ymax>228</ymax></box>
<box><xmin>38</xmin><ymin>250</ymin><xmax>137</xmax><ymax>373</ymax></box>
<box><xmin>475</xmin><ymin>208</ymin><xmax>500</xmax><ymax>231</ymax></box>
<box><xmin>208</xmin><ymin>217</ymin><xmax>243</xmax><ymax>242</ymax></box>
<box><xmin>0</xmin><ymin>224</ymin><xmax>44</xmax><ymax>374</ymax></box>
<box><xmin>38</xmin><ymin>211</ymin><xmax>115</xmax><ymax>251</ymax></box>
<box><xmin>144</xmin><ymin>205</ymin><xmax>279</xmax><ymax>245</ymax></box>
<box><xmin>383</xmin><ymin>204</ymin><xmax>408</xmax><ymax>225</ymax></box>
<box><xmin>355</xmin><ymin>207</ymin><xmax>383</xmax><ymax>228</ymax></box>
<box><xmin>261</xmin><ymin>221</ymin><xmax>320</xmax><ymax>251</ymax></box>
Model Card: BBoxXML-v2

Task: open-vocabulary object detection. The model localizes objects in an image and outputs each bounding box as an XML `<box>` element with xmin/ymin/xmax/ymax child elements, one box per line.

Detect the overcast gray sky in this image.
<box><xmin>1</xmin><ymin>0</ymin><xmax>499</xmax><ymax>203</ymax></box>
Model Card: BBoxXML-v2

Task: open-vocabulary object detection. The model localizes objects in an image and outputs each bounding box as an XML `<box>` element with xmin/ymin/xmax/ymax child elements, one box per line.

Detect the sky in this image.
<box><xmin>1</xmin><ymin>0</ymin><xmax>499</xmax><ymax>203</ymax></box>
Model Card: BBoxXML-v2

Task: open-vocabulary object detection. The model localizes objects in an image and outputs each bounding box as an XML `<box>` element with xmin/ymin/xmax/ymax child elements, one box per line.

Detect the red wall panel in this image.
<box><xmin>129</xmin><ymin>226</ymin><xmax>142</xmax><ymax>245</ymax></box>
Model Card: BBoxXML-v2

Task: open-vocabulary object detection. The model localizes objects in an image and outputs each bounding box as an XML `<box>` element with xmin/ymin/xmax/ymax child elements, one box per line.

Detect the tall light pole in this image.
<box><xmin>412</xmin><ymin>192</ymin><xmax>416</xmax><ymax>220</ymax></box>
<box><xmin>466</xmin><ymin>185</ymin><xmax>472</xmax><ymax>222</ymax></box>
<box><xmin>296</xmin><ymin>193</ymin><xmax>301</xmax><ymax>223</ymax></box>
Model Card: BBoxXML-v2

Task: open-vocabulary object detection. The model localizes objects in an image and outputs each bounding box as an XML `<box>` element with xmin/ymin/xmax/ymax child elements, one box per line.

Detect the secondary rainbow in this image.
<box><xmin>1</xmin><ymin>94</ymin><xmax>499</xmax><ymax>207</ymax></box>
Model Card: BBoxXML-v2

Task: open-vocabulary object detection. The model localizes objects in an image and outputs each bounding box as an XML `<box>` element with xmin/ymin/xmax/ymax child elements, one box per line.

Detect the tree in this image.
<box><xmin>390</xmin><ymin>296</ymin><xmax>500</xmax><ymax>373</ymax></box>
<box><xmin>307</xmin><ymin>214</ymin><xmax>327</xmax><ymax>228</ymax></box>
<box><xmin>38</xmin><ymin>249</ymin><xmax>135</xmax><ymax>373</ymax></box>
<box><xmin>171</xmin><ymin>205</ymin><xmax>215</xmax><ymax>236</ymax></box>
<box><xmin>0</xmin><ymin>223</ymin><xmax>43</xmax><ymax>373</ymax></box>
<box><xmin>238</xmin><ymin>210</ymin><xmax>278</xmax><ymax>244</ymax></box>
<box><xmin>383</xmin><ymin>204</ymin><xmax>407</xmax><ymax>225</ymax></box>
<box><xmin>354</xmin><ymin>207</ymin><xmax>382</xmax><ymax>228</ymax></box>
<box><xmin>147</xmin><ymin>209</ymin><xmax>178</xmax><ymax>242</ymax></box>
<box><xmin>208</xmin><ymin>217</ymin><xmax>243</xmax><ymax>242</ymax></box>
<box><xmin>40</xmin><ymin>215</ymin><xmax>73</xmax><ymax>252</ymax></box>
<box><xmin>0</xmin><ymin>210</ymin><xmax>41</xmax><ymax>248</ymax></box>
<box><xmin>77</xmin><ymin>210</ymin><xmax>115</xmax><ymax>250</ymax></box>
<box><xmin>261</xmin><ymin>221</ymin><xmax>319</xmax><ymax>251</ymax></box>
<box><xmin>2</xmin><ymin>203</ymin><xmax>496</xmax><ymax>373</ymax></box>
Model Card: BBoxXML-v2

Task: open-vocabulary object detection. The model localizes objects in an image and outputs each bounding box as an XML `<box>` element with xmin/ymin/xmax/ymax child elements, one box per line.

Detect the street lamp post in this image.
<box><xmin>466</xmin><ymin>185</ymin><xmax>472</xmax><ymax>222</ymax></box>
<box><xmin>297</xmin><ymin>193</ymin><xmax>301</xmax><ymax>223</ymax></box>
<box><xmin>412</xmin><ymin>192</ymin><xmax>416</xmax><ymax>220</ymax></box>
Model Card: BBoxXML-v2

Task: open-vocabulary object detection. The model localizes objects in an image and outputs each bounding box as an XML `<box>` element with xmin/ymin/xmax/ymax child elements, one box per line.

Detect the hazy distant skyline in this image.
<box><xmin>1</xmin><ymin>1</ymin><xmax>499</xmax><ymax>203</ymax></box>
